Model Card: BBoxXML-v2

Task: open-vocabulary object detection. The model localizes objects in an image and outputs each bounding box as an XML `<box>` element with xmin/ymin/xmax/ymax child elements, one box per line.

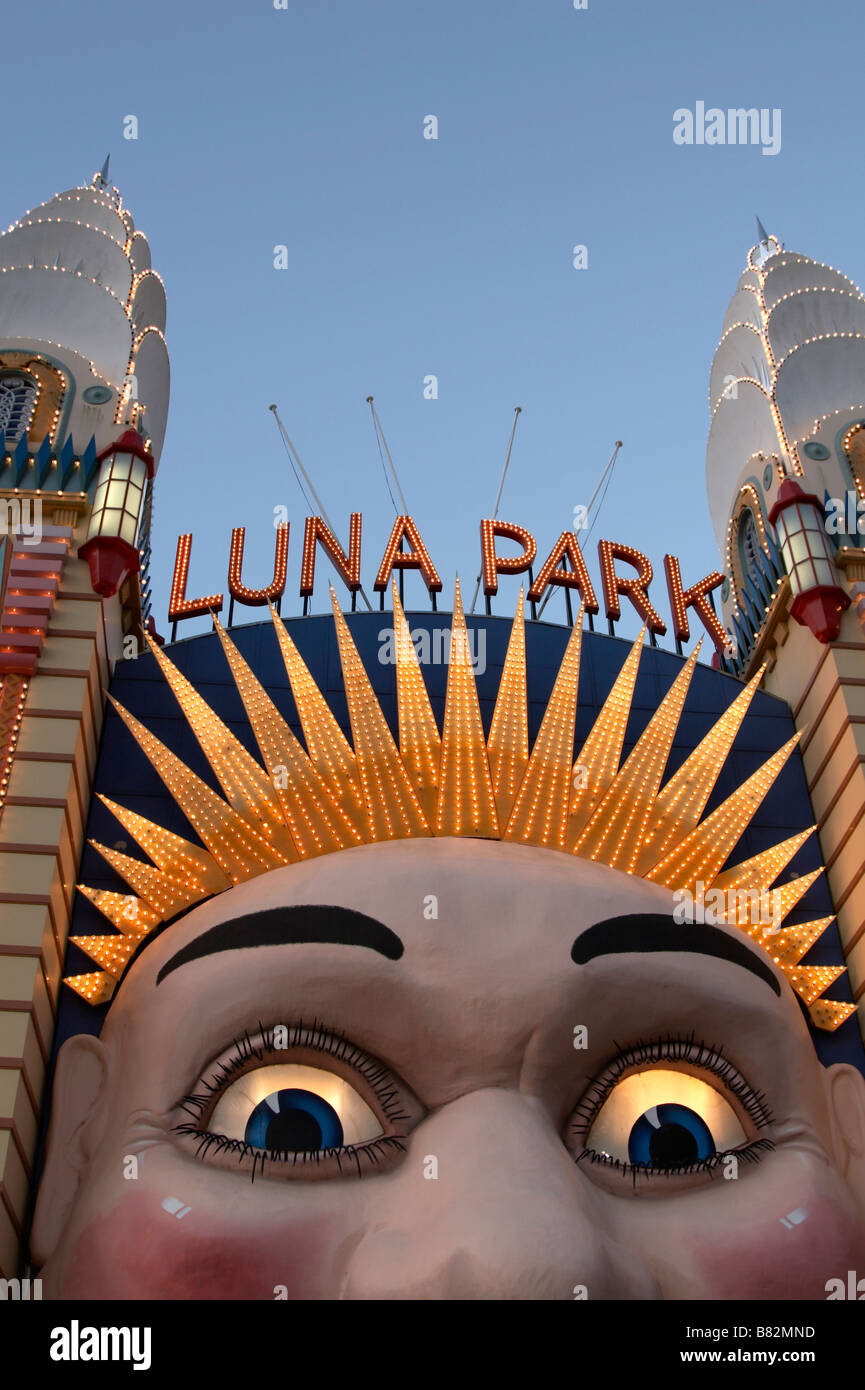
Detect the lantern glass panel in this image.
<box><xmin>810</xmin><ymin>557</ymin><xmax>835</xmax><ymax>586</ymax></box>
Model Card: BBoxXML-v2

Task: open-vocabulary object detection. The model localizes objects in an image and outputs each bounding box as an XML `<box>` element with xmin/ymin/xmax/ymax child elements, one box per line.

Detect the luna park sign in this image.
<box><xmin>167</xmin><ymin>512</ymin><xmax>728</xmax><ymax>655</ymax></box>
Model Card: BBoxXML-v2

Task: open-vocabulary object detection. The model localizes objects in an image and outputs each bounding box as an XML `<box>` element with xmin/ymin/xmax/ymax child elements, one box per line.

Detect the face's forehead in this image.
<box><xmin>120</xmin><ymin>837</ymin><xmax>678</xmax><ymax>993</ymax></box>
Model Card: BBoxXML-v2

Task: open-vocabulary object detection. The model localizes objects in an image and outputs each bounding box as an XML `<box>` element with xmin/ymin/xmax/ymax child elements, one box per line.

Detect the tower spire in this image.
<box><xmin>94</xmin><ymin>154</ymin><xmax>110</xmax><ymax>189</ymax></box>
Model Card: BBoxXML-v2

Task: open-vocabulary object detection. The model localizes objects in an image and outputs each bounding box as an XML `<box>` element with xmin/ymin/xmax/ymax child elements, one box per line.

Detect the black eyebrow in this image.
<box><xmin>156</xmin><ymin>904</ymin><xmax>404</xmax><ymax>985</ymax></box>
<box><xmin>571</xmin><ymin>914</ymin><xmax>781</xmax><ymax>996</ymax></box>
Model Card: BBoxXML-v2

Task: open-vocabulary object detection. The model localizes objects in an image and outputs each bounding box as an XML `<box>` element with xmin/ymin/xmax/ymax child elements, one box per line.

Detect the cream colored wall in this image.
<box><xmin>0</xmin><ymin>506</ymin><xmax>111</xmax><ymax>1277</ymax></box>
<box><xmin>764</xmin><ymin>602</ymin><xmax>865</xmax><ymax>1041</ymax></box>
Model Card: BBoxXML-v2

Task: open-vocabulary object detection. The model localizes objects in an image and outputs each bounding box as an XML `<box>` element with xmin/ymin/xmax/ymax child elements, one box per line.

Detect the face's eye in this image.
<box><xmin>209</xmin><ymin>1064</ymin><xmax>383</xmax><ymax>1152</ymax></box>
<box><xmin>585</xmin><ymin>1068</ymin><xmax>747</xmax><ymax>1170</ymax></box>
<box><xmin>173</xmin><ymin>1024</ymin><xmax>423</xmax><ymax>1181</ymax></box>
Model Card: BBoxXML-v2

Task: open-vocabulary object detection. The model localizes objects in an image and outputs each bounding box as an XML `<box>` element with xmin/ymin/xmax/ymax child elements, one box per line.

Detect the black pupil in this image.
<box><xmin>266</xmin><ymin>1108</ymin><xmax>323</xmax><ymax>1152</ymax></box>
<box><xmin>649</xmin><ymin>1123</ymin><xmax>700</xmax><ymax>1166</ymax></box>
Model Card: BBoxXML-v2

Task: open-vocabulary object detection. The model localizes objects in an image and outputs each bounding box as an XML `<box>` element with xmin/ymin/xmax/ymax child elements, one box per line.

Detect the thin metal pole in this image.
<box><xmin>469</xmin><ymin>407</ymin><xmax>522</xmax><ymax>614</ymax></box>
<box><xmin>269</xmin><ymin>404</ymin><xmax>373</xmax><ymax>613</ymax></box>
<box><xmin>536</xmin><ymin>440</ymin><xmax>622</xmax><ymax>621</ymax></box>
<box><xmin>366</xmin><ymin>397</ymin><xmax>409</xmax><ymax>514</ymax></box>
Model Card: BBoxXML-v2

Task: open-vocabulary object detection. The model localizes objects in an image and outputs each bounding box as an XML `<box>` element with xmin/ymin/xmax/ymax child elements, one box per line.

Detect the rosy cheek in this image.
<box><xmin>61</xmin><ymin>1192</ymin><xmax>336</xmax><ymax>1300</ymax></box>
<box><xmin>695</xmin><ymin>1194</ymin><xmax>865</xmax><ymax>1300</ymax></box>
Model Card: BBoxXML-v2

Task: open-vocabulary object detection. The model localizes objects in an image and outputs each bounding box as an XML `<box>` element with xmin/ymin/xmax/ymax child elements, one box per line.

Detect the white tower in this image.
<box><xmin>706</xmin><ymin>226</ymin><xmax>865</xmax><ymax>1040</ymax></box>
<box><xmin>0</xmin><ymin>165</ymin><xmax>170</xmax><ymax>1280</ymax></box>
<box><xmin>0</xmin><ymin>159</ymin><xmax>169</xmax><ymax>619</ymax></box>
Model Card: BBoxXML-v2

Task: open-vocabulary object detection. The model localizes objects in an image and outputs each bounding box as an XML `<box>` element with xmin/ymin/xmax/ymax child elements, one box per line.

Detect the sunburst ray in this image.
<box><xmin>566</xmin><ymin>628</ymin><xmax>644</xmax><ymax>849</ymax></box>
<box><xmin>330</xmin><ymin>587</ymin><xmax>431</xmax><ymax>841</ymax></box>
<box><xmin>392</xmin><ymin>580</ymin><xmax>441</xmax><ymax>823</ymax></box>
<box><xmin>505</xmin><ymin>610</ymin><xmax>583</xmax><ymax>850</ymax></box>
<box><xmin>575</xmin><ymin>645</ymin><xmax>701</xmax><ymax>874</ymax></box>
<box><xmin>487</xmin><ymin>587</ymin><xmax>529</xmax><ymax>825</ymax></box>
<box><xmin>436</xmin><ymin>580</ymin><xmax>498</xmax><ymax>838</ymax></box>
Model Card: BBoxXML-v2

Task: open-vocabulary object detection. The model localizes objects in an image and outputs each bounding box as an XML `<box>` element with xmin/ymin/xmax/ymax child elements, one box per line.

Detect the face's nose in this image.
<box><xmin>338</xmin><ymin>1088</ymin><xmax>661</xmax><ymax>1300</ymax></box>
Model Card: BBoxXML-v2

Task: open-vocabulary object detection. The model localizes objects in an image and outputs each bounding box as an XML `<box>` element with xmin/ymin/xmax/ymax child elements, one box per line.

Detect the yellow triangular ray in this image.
<box><xmin>716</xmin><ymin>869</ymin><xmax>824</xmax><ymax>929</ymax></box>
<box><xmin>487</xmin><ymin>587</ymin><xmax>529</xmax><ymax>825</ymax></box>
<box><xmin>711</xmin><ymin>828</ymin><xmax>816</xmax><ymax>895</ymax></box>
<box><xmin>269</xmin><ymin>604</ymin><xmax>366</xmax><ymax>831</ymax></box>
<box><xmin>436</xmin><ymin>580</ymin><xmax>499</xmax><ymax>838</ymax></box>
<box><xmin>213</xmin><ymin>616</ymin><xmax>363</xmax><ymax>857</ymax></box>
<box><xmin>783</xmin><ymin>963</ymin><xmax>846</xmax><ymax>1006</ymax></box>
<box><xmin>330</xmin><ymin>587</ymin><xmax>431</xmax><ymax>841</ymax></box>
<box><xmin>506</xmin><ymin>609</ymin><xmax>583</xmax><ymax>850</ymax></box>
<box><xmin>69</xmin><ymin>933</ymin><xmax>145</xmax><ymax>979</ymax></box>
<box><xmin>566</xmin><ymin>628</ymin><xmax>645</xmax><ymax>849</ymax></box>
<box><xmin>109</xmin><ymin>696</ymin><xmax>293</xmax><ymax>881</ymax></box>
<box><xmin>575</xmin><ymin>644</ymin><xmax>701</xmax><ymax>874</ymax></box>
<box><xmin>90</xmin><ymin>840</ymin><xmax>207</xmax><ymax>918</ymax></box>
<box><xmin>636</xmin><ymin>666</ymin><xmax>766</xmax><ymax>875</ymax></box>
<box><xmin>64</xmin><ymin>972</ymin><xmax>115</xmax><ymax>1005</ymax></box>
<box><xmin>76</xmin><ymin>884</ymin><xmax>163</xmax><ymax>935</ymax></box>
<box><xmin>391</xmin><ymin>581</ymin><xmax>442</xmax><ymax>823</ymax></box>
<box><xmin>808</xmin><ymin>998</ymin><xmax>856</xmax><ymax>1031</ymax></box>
<box><xmin>763</xmin><ymin>917</ymin><xmax>836</xmax><ymax>968</ymax></box>
<box><xmin>647</xmin><ymin>735</ymin><xmax>800</xmax><ymax>890</ymax></box>
<box><xmin>98</xmin><ymin>795</ymin><xmax>229</xmax><ymax>895</ymax></box>
<box><xmin>143</xmin><ymin>630</ymin><xmax>295</xmax><ymax>860</ymax></box>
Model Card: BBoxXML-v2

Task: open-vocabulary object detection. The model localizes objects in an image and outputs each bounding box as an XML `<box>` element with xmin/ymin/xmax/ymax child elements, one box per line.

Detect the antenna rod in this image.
<box><xmin>366</xmin><ymin>397</ymin><xmax>410</xmax><ymax>514</ymax></box>
<box><xmin>269</xmin><ymin>404</ymin><xmax>373</xmax><ymax>612</ymax></box>
<box><xmin>469</xmin><ymin>406</ymin><xmax>522</xmax><ymax>614</ymax></box>
<box><xmin>536</xmin><ymin>439</ymin><xmax>622</xmax><ymax>619</ymax></box>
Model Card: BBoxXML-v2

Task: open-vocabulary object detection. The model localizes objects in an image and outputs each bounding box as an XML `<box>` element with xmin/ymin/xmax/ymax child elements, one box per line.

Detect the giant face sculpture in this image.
<box><xmin>31</xmin><ymin>840</ymin><xmax>865</xmax><ymax>1299</ymax></box>
<box><xmin>30</xmin><ymin>589</ymin><xmax>865</xmax><ymax>1298</ymax></box>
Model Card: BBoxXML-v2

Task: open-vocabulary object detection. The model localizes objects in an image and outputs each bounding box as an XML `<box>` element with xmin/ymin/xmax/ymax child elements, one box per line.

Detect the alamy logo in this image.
<box><xmin>825</xmin><ymin>1271</ymin><xmax>865</xmax><ymax>1300</ymax></box>
<box><xmin>378</xmin><ymin>625</ymin><xmax>487</xmax><ymax>676</ymax></box>
<box><xmin>673</xmin><ymin>883</ymin><xmax>781</xmax><ymax>930</ymax></box>
<box><xmin>0</xmin><ymin>1277</ymin><xmax>42</xmax><ymax>1299</ymax></box>
<box><xmin>673</xmin><ymin>102</ymin><xmax>781</xmax><ymax>157</ymax></box>
<box><xmin>825</xmin><ymin>492</ymin><xmax>865</xmax><ymax>535</ymax></box>
<box><xmin>49</xmin><ymin>1320</ymin><xmax>152</xmax><ymax>1371</ymax></box>
<box><xmin>0</xmin><ymin>496</ymin><xmax>42</xmax><ymax>544</ymax></box>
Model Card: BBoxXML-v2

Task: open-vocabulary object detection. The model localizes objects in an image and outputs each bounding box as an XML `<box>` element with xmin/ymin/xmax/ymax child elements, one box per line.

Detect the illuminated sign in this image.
<box><xmin>168</xmin><ymin>514</ymin><xmax>727</xmax><ymax>652</ymax></box>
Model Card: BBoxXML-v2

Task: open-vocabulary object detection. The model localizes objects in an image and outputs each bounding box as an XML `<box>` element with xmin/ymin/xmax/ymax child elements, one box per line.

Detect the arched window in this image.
<box><xmin>0</xmin><ymin>374</ymin><xmax>39</xmax><ymax>444</ymax></box>
<box><xmin>737</xmin><ymin>508</ymin><xmax>763</xmax><ymax>587</ymax></box>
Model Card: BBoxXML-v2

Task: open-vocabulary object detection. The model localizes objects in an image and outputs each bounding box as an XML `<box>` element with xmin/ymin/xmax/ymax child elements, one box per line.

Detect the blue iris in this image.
<box><xmin>244</xmin><ymin>1089</ymin><xmax>344</xmax><ymax>1153</ymax></box>
<box><xmin>627</xmin><ymin>1103</ymin><xmax>715</xmax><ymax>1167</ymax></box>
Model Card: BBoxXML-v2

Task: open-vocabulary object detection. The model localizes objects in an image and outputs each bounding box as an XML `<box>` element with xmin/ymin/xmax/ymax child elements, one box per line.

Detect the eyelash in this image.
<box><xmin>570</xmin><ymin>1034</ymin><xmax>776</xmax><ymax>1184</ymax></box>
<box><xmin>173</xmin><ymin>1018</ymin><xmax>411</xmax><ymax>1183</ymax></box>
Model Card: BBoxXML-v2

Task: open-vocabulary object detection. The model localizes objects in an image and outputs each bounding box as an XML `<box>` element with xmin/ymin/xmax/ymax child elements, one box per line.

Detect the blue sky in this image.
<box><xmin>5</xmin><ymin>0</ymin><xmax>862</xmax><ymax>650</ymax></box>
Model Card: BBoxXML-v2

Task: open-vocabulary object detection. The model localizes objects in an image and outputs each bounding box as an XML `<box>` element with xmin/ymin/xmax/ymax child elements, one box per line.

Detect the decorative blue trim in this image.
<box><xmin>732</xmin><ymin>611</ymin><xmax>752</xmax><ymax>658</ymax></box>
<box><xmin>740</xmin><ymin>580</ymin><xmax>762</xmax><ymax>630</ymax></box>
<box><xmin>81</xmin><ymin>435</ymin><xmax>99</xmax><ymax>489</ymax></box>
<box><xmin>35</xmin><ymin>434</ymin><xmax>52</xmax><ymax>487</ymax></box>
<box><xmin>58</xmin><ymin>436</ymin><xmax>77</xmax><ymax>489</ymax></box>
<box><xmin>13</xmin><ymin>432</ymin><xmax>29</xmax><ymax>484</ymax></box>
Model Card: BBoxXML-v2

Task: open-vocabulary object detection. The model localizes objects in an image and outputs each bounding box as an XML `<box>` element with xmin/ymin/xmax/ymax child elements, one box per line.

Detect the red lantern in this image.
<box><xmin>768</xmin><ymin>479</ymin><xmax>850</xmax><ymax>643</ymax></box>
<box><xmin>78</xmin><ymin>430</ymin><xmax>153</xmax><ymax>597</ymax></box>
